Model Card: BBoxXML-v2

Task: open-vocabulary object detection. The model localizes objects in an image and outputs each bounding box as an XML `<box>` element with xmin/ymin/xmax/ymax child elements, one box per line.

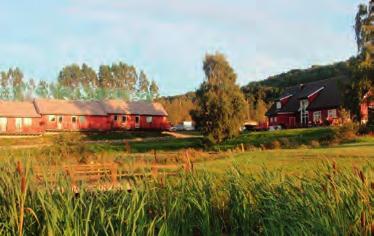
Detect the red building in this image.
<box><xmin>266</xmin><ymin>77</ymin><xmax>353</xmax><ymax>129</ymax></box>
<box><xmin>101</xmin><ymin>100</ymin><xmax>170</xmax><ymax>131</ymax></box>
<box><xmin>360</xmin><ymin>91</ymin><xmax>374</xmax><ymax>124</ymax></box>
<box><xmin>34</xmin><ymin>99</ymin><xmax>110</xmax><ymax>131</ymax></box>
<box><xmin>0</xmin><ymin>101</ymin><xmax>43</xmax><ymax>134</ymax></box>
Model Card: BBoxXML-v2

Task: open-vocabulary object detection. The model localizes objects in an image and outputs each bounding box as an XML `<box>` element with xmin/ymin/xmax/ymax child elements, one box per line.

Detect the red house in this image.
<box><xmin>266</xmin><ymin>77</ymin><xmax>350</xmax><ymax>129</ymax></box>
<box><xmin>33</xmin><ymin>99</ymin><xmax>111</xmax><ymax>131</ymax></box>
<box><xmin>360</xmin><ymin>91</ymin><xmax>374</xmax><ymax>124</ymax></box>
<box><xmin>0</xmin><ymin>101</ymin><xmax>43</xmax><ymax>134</ymax></box>
<box><xmin>100</xmin><ymin>100</ymin><xmax>170</xmax><ymax>131</ymax></box>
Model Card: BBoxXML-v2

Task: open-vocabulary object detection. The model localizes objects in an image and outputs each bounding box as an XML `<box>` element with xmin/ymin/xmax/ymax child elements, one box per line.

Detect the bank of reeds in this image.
<box><xmin>0</xmin><ymin>160</ymin><xmax>372</xmax><ymax>235</ymax></box>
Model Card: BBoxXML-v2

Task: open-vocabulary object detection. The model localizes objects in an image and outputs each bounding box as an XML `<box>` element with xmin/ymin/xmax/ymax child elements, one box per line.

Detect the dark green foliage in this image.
<box><xmin>192</xmin><ymin>53</ymin><xmax>247</xmax><ymax>143</ymax></box>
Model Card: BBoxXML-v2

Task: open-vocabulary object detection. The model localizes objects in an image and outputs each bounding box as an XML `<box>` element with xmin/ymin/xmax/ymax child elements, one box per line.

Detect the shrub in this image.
<box><xmin>333</xmin><ymin>122</ymin><xmax>358</xmax><ymax>142</ymax></box>
<box><xmin>309</xmin><ymin>140</ymin><xmax>320</xmax><ymax>148</ymax></box>
<box><xmin>265</xmin><ymin>140</ymin><xmax>281</xmax><ymax>150</ymax></box>
<box><xmin>279</xmin><ymin>137</ymin><xmax>291</xmax><ymax>148</ymax></box>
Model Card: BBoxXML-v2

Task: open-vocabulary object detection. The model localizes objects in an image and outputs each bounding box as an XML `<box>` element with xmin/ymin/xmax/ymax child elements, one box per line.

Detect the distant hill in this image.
<box><xmin>160</xmin><ymin>57</ymin><xmax>356</xmax><ymax>124</ymax></box>
<box><xmin>243</xmin><ymin>57</ymin><xmax>356</xmax><ymax>95</ymax></box>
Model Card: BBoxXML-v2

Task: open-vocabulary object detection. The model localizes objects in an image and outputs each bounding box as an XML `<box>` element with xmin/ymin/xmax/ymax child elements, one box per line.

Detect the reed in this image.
<box><xmin>0</xmin><ymin>160</ymin><xmax>372</xmax><ymax>235</ymax></box>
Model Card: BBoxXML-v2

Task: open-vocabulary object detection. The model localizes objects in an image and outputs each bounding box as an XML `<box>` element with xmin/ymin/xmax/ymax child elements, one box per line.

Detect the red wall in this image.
<box><xmin>308</xmin><ymin>108</ymin><xmax>340</xmax><ymax>126</ymax></box>
<box><xmin>108</xmin><ymin>114</ymin><xmax>170</xmax><ymax>130</ymax></box>
<box><xmin>0</xmin><ymin>117</ymin><xmax>43</xmax><ymax>134</ymax></box>
<box><xmin>42</xmin><ymin>115</ymin><xmax>110</xmax><ymax>131</ymax></box>
<box><xmin>268</xmin><ymin>114</ymin><xmax>297</xmax><ymax>129</ymax></box>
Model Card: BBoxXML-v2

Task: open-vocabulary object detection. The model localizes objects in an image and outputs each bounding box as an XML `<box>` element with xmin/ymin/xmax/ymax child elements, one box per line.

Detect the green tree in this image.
<box><xmin>149</xmin><ymin>80</ymin><xmax>159</xmax><ymax>100</ymax></box>
<box><xmin>137</xmin><ymin>70</ymin><xmax>150</xmax><ymax>100</ymax></box>
<box><xmin>35</xmin><ymin>80</ymin><xmax>50</xmax><ymax>98</ymax></box>
<box><xmin>191</xmin><ymin>53</ymin><xmax>246</xmax><ymax>144</ymax></box>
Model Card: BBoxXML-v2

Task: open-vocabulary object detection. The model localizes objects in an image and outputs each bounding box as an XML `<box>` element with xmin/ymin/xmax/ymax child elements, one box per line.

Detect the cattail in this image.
<box><xmin>332</xmin><ymin>160</ymin><xmax>337</xmax><ymax>174</ymax></box>
<box><xmin>361</xmin><ymin>211</ymin><xmax>366</xmax><ymax>229</ymax></box>
<box><xmin>151</xmin><ymin>165</ymin><xmax>158</xmax><ymax>178</ymax></box>
<box><xmin>371</xmin><ymin>182</ymin><xmax>374</xmax><ymax>190</ymax></box>
<box><xmin>359</xmin><ymin>171</ymin><xmax>366</xmax><ymax>184</ymax></box>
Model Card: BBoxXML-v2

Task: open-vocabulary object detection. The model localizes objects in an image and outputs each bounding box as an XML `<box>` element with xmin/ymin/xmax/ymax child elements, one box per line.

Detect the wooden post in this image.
<box><xmin>241</xmin><ymin>143</ymin><xmax>245</xmax><ymax>153</ymax></box>
<box><xmin>110</xmin><ymin>164</ymin><xmax>118</xmax><ymax>184</ymax></box>
<box><xmin>153</xmin><ymin>149</ymin><xmax>158</xmax><ymax>163</ymax></box>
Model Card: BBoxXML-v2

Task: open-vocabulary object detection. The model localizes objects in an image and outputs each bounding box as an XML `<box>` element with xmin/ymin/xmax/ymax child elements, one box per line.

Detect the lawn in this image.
<box><xmin>198</xmin><ymin>140</ymin><xmax>374</xmax><ymax>177</ymax></box>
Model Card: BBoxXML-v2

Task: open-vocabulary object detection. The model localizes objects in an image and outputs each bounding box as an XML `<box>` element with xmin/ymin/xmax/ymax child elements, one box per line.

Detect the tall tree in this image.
<box><xmin>191</xmin><ymin>53</ymin><xmax>246</xmax><ymax>144</ymax></box>
<box><xmin>137</xmin><ymin>70</ymin><xmax>150</xmax><ymax>100</ymax></box>
<box><xmin>35</xmin><ymin>80</ymin><xmax>50</xmax><ymax>98</ymax></box>
<box><xmin>149</xmin><ymin>80</ymin><xmax>160</xmax><ymax>100</ymax></box>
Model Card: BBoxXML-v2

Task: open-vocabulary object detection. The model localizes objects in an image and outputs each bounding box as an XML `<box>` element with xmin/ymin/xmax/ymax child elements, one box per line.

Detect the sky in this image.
<box><xmin>0</xmin><ymin>0</ymin><xmax>363</xmax><ymax>96</ymax></box>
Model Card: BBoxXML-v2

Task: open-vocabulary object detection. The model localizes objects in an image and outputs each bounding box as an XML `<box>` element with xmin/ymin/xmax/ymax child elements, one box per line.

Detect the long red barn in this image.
<box><xmin>0</xmin><ymin>99</ymin><xmax>170</xmax><ymax>134</ymax></box>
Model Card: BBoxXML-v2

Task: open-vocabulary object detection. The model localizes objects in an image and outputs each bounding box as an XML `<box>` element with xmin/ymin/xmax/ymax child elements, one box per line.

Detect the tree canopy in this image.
<box><xmin>0</xmin><ymin>62</ymin><xmax>160</xmax><ymax>102</ymax></box>
<box><xmin>191</xmin><ymin>53</ymin><xmax>246</xmax><ymax>144</ymax></box>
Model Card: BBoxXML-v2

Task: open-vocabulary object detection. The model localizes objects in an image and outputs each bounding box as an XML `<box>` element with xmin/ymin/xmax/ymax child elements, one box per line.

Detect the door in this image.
<box><xmin>135</xmin><ymin>116</ymin><xmax>140</xmax><ymax>129</ymax></box>
<box><xmin>0</xmin><ymin>118</ymin><xmax>7</xmax><ymax>132</ymax></box>
<box><xmin>71</xmin><ymin>116</ymin><xmax>78</xmax><ymax>130</ymax></box>
<box><xmin>15</xmin><ymin>118</ymin><xmax>22</xmax><ymax>132</ymax></box>
<box><xmin>57</xmin><ymin>116</ymin><xmax>63</xmax><ymax>130</ymax></box>
<box><xmin>289</xmin><ymin>117</ymin><xmax>296</xmax><ymax>128</ymax></box>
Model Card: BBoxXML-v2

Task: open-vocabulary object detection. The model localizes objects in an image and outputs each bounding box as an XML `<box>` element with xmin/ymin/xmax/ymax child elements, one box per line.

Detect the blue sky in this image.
<box><xmin>0</xmin><ymin>0</ymin><xmax>362</xmax><ymax>95</ymax></box>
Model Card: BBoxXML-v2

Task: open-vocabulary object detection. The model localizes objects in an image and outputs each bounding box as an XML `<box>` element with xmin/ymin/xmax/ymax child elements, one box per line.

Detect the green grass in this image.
<box><xmin>0</xmin><ymin>160</ymin><xmax>372</xmax><ymax>235</ymax></box>
<box><xmin>198</xmin><ymin>141</ymin><xmax>374</xmax><ymax>176</ymax></box>
<box><xmin>215</xmin><ymin>127</ymin><xmax>337</xmax><ymax>150</ymax></box>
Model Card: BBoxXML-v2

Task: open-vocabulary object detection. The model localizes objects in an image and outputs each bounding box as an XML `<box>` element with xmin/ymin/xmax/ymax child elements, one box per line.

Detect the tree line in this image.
<box><xmin>0</xmin><ymin>62</ymin><xmax>159</xmax><ymax>101</ymax></box>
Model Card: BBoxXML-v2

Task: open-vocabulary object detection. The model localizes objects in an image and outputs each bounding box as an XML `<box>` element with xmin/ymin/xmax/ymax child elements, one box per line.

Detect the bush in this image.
<box><xmin>333</xmin><ymin>122</ymin><xmax>358</xmax><ymax>142</ymax></box>
<box><xmin>279</xmin><ymin>137</ymin><xmax>291</xmax><ymax>148</ymax></box>
<box><xmin>265</xmin><ymin>140</ymin><xmax>282</xmax><ymax>150</ymax></box>
<box><xmin>309</xmin><ymin>140</ymin><xmax>320</xmax><ymax>148</ymax></box>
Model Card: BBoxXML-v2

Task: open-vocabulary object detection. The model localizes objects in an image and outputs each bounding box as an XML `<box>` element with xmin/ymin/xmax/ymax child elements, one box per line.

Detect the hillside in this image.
<box><xmin>160</xmin><ymin>58</ymin><xmax>356</xmax><ymax>124</ymax></box>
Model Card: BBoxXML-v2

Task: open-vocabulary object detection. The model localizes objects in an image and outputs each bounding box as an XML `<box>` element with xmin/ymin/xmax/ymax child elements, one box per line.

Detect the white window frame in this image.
<box><xmin>49</xmin><ymin>115</ymin><xmax>56</xmax><ymax>122</ymax></box>
<box><xmin>23</xmin><ymin>118</ymin><xmax>32</xmax><ymax>126</ymax></box>
<box><xmin>122</xmin><ymin>115</ymin><xmax>127</xmax><ymax>123</ymax></box>
<box><xmin>146</xmin><ymin>116</ymin><xmax>153</xmax><ymax>123</ymax></box>
<box><xmin>274</xmin><ymin>117</ymin><xmax>277</xmax><ymax>123</ymax></box>
<box><xmin>113</xmin><ymin>115</ymin><xmax>118</xmax><ymax>121</ymax></box>
<box><xmin>327</xmin><ymin>109</ymin><xmax>337</xmax><ymax>119</ymax></box>
<box><xmin>276</xmin><ymin>101</ymin><xmax>281</xmax><ymax>109</ymax></box>
<box><xmin>313</xmin><ymin>111</ymin><xmax>321</xmax><ymax>122</ymax></box>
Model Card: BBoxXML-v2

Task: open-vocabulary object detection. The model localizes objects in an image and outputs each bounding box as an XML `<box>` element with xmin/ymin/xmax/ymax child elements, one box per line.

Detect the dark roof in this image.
<box><xmin>306</xmin><ymin>77</ymin><xmax>348</xmax><ymax>110</ymax></box>
<box><xmin>266</xmin><ymin>76</ymin><xmax>349</xmax><ymax>116</ymax></box>
<box><xmin>265</xmin><ymin>86</ymin><xmax>300</xmax><ymax>116</ymax></box>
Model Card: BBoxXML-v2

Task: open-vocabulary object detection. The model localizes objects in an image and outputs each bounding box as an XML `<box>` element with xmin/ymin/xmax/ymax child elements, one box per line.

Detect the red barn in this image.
<box><xmin>0</xmin><ymin>101</ymin><xmax>43</xmax><ymax>134</ymax></box>
<box><xmin>33</xmin><ymin>99</ymin><xmax>110</xmax><ymax>131</ymax></box>
<box><xmin>360</xmin><ymin>91</ymin><xmax>374</xmax><ymax>124</ymax></box>
<box><xmin>100</xmin><ymin>100</ymin><xmax>170</xmax><ymax>131</ymax></box>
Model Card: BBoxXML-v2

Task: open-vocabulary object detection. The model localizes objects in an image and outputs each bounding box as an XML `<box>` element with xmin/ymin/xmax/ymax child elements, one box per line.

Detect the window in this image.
<box><xmin>327</xmin><ymin>109</ymin><xmax>337</xmax><ymax>119</ymax></box>
<box><xmin>122</xmin><ymin>116</ymin><xmax>127</xmax><ymax>123</ymax></box>
<box><xmin>274</xmin><ymin>117</ymin><xmax>277</xmax><ymax>123</ymax></box>
<box><xmin>58</xmin><ymin>116</ymin><xmax>63</xmax><ymax>123</ymax></box>
<box><xmin>135</xmin><ymin>116</ymin><xmax>140</xmax><ymax>123</ymax></box>
<box><xmin>113</xmin><ymin>115</ymin><xmax>118</xmax><ymax>121</ymax></box>
<box><xmin>23</xmin><ymin>118</ymin><xmax>32</xmax><ymax>126</ymax></box>
<box><xmin>72</xmin><ymin>116</ymin><xmax>77</xmax><ymax>123</ymax></box>
<box><xmin>300</xmin><ymin>99</ymin><xmax>309</xmax><ymax>125</ymax></box>
<box><xmin>49</xmin><ymin>115</ymin><xmax>56</xmax><ymax>122</ymax></box>
<box><xmin>276</xmin><ymin>102</ymin><xmax>281</xmax><ymax>109</ymax></box>
<box><xmin>79</xmin><ymin>116</ymin><xmax>86</xmax><ymax>123</ymax></box>
<box><xmin>313</xmin><ymin>111</ymin><xmax>321</xmax><ymax>123</ymax></box>
<box><xmin>146</xmin><ymin>116</ymin><xmax>153</xmax><ymax>123</ymax></box>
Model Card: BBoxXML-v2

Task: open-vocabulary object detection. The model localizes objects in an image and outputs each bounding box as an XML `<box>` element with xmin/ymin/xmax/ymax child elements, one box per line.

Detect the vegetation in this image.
<box><xmin>0</xmin><ymin>62</ymin><xmax>160</xmax><ymax>101</ymax></box>
<box><xmin>0</xmin><ymin>159</ymin><xmax>372</xmax><ymax>235</ymax></box>
<box><xmin>192</xmin><ymin>53</ymin><xmax>247</xmax><ymax>144</ymax></box>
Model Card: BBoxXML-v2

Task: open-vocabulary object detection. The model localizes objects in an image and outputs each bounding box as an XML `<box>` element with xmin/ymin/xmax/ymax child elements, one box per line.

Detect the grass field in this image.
<box><xmin>0</xmin><ymin>128</ymin><xmax>373</xmax><ymax>235</ymax></box>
